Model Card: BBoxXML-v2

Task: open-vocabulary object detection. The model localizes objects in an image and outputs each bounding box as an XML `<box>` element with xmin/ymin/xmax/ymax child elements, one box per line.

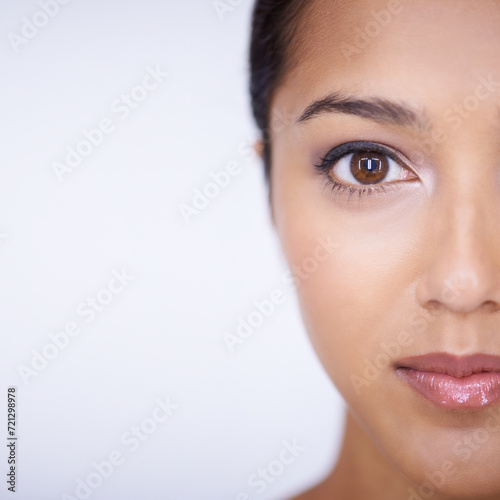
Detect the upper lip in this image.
<box><xmin>395</xmin><ymin>353</ymin><xmax>500</xmax><ymax>378</ymax></box>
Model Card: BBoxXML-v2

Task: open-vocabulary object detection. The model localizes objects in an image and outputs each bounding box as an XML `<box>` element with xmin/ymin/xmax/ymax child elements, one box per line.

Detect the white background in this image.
<box><xmin>0</xmin><ymin>1</ymin><xmax>344</xmax><ymax>499</ymax></box>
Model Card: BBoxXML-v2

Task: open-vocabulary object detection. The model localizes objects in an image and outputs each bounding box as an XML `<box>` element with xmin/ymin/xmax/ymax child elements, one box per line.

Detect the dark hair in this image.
<box><xmin>249</xmin><ymin>0</ymin><xmax>310</xmax><ymax>183</ymax></box>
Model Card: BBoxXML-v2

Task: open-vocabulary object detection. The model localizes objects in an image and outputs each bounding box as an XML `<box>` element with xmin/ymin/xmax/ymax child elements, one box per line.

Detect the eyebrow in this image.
<box><xmin>297</xmin><ymin>92</ymin><xmax>428</xmax><ymax>130</ymax></box>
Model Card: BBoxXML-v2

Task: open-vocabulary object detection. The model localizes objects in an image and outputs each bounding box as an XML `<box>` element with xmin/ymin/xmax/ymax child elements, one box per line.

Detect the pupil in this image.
<box><xmin>361</xmin><ymin>158</ymin><xmax>380</xmax><ymax>172</ymax></box>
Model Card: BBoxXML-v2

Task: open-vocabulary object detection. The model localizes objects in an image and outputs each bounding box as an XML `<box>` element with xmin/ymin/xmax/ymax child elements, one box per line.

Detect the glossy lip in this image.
<box><xmin>395</xmin><ymin>353</ymin><xmax>500</xmax><ymax>410</ymax></box>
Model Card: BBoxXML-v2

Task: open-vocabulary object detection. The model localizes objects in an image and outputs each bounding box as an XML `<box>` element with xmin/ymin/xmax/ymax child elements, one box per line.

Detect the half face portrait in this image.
<box><xmin>250</xmin><ymin>0</ymin><xmax>500</xmax><ymax>498</ymax></box>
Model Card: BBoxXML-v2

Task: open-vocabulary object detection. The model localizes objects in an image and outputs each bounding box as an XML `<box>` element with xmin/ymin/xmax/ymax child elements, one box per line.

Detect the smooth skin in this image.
<box><xmin>263</xmin><ymin>0</ymin><xmax>500</xmax><ymax>498</ymax></box>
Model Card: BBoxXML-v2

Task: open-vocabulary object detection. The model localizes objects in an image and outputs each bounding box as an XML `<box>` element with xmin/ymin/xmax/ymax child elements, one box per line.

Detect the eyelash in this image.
<box><xmin>314</xmin><ymin>141</ymin><xmax>413</xmax><ymax>201</ymax></box>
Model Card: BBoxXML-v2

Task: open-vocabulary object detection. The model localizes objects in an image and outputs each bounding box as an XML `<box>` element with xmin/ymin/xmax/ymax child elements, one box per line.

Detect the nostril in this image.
<box><xmin>425</xmin><ymin>299</ymin><xmax>444</xmax><ymax>313</ymax></box>
<box><xmin>483</xmin><ymin>300</ymin><xmax>500</xmax><ymax>313</ymax></box>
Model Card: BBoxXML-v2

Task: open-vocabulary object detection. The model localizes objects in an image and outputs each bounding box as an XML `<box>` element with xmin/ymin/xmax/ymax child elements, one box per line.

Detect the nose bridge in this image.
<box><xmin>416</xmin><ymin>176</ymin><xmax>500</xmax><ymax>313</ymax></box>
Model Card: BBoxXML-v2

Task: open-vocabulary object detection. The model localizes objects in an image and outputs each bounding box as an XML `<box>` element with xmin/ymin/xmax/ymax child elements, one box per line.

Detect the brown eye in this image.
<box><xmin>321</xmin><ymin>142</ymin><xmax>417</xmax><ymax>191</ymax></box>
<box><xmin>350</xmin><ymin>151</ymin><xmax>389</xmax><ymax>184</ymax></box>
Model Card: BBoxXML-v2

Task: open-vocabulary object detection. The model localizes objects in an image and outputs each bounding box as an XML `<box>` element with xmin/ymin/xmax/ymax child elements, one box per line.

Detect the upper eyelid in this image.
<box><xmin>321</xmin><ymin>141</ymin><xmax>408</xmax><ymax>165</ymax></box>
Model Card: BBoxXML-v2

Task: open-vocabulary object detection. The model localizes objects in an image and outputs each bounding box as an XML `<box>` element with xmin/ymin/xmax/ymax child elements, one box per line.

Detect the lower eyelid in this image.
<box><xmin>321</xmin><ymin>177</ymin><xmax>394</xmax><ymax>204</ymax></box>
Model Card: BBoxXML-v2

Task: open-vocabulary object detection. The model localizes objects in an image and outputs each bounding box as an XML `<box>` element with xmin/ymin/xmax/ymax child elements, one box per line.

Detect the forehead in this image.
<box><xmin>276</xmin><ymin>0</ymin><xmax>500</xmax><ymax>120</ymax></box>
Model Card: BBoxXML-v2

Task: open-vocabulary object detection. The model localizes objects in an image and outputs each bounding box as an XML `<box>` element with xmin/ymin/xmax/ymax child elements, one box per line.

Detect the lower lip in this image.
<box><xmin>395</xmin><ymin>368</ymin><xmax>500</xmax><ymax>410</ymax></box>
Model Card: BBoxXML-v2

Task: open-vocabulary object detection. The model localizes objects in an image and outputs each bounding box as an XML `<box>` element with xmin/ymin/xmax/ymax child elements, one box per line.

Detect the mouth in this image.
<box><xmin>394</xmin><ymin>353</ymin><xmax>500</xmax><ymax>410</ymax></box>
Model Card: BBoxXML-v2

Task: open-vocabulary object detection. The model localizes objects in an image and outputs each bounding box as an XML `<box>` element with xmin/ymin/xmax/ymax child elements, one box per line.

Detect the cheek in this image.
<box><xmin>276</xmin><ymin>188</ymin><xmax>427</xmax><ymax>400</ymax></box>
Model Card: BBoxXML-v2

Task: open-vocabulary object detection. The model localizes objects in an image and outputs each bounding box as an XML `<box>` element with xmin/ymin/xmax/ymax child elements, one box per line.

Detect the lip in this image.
<box><xmin>395</xmin><ymin>353</ymin><xmax>500</xmax><ymax>410</ymax></box>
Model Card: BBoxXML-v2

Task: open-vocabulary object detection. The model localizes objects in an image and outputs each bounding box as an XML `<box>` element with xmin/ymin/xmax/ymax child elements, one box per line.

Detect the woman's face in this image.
<box><xmin>270</xmin><ymin>0</ymin><xmax>500</xmax><ymax>495</ymax></box>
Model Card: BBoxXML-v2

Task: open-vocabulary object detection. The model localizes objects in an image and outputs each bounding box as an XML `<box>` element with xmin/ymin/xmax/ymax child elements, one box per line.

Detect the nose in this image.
<box><xmin>415</xmin><ymin>191</ymin><xmax>500</xmax><ymax>314</ymax></box>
